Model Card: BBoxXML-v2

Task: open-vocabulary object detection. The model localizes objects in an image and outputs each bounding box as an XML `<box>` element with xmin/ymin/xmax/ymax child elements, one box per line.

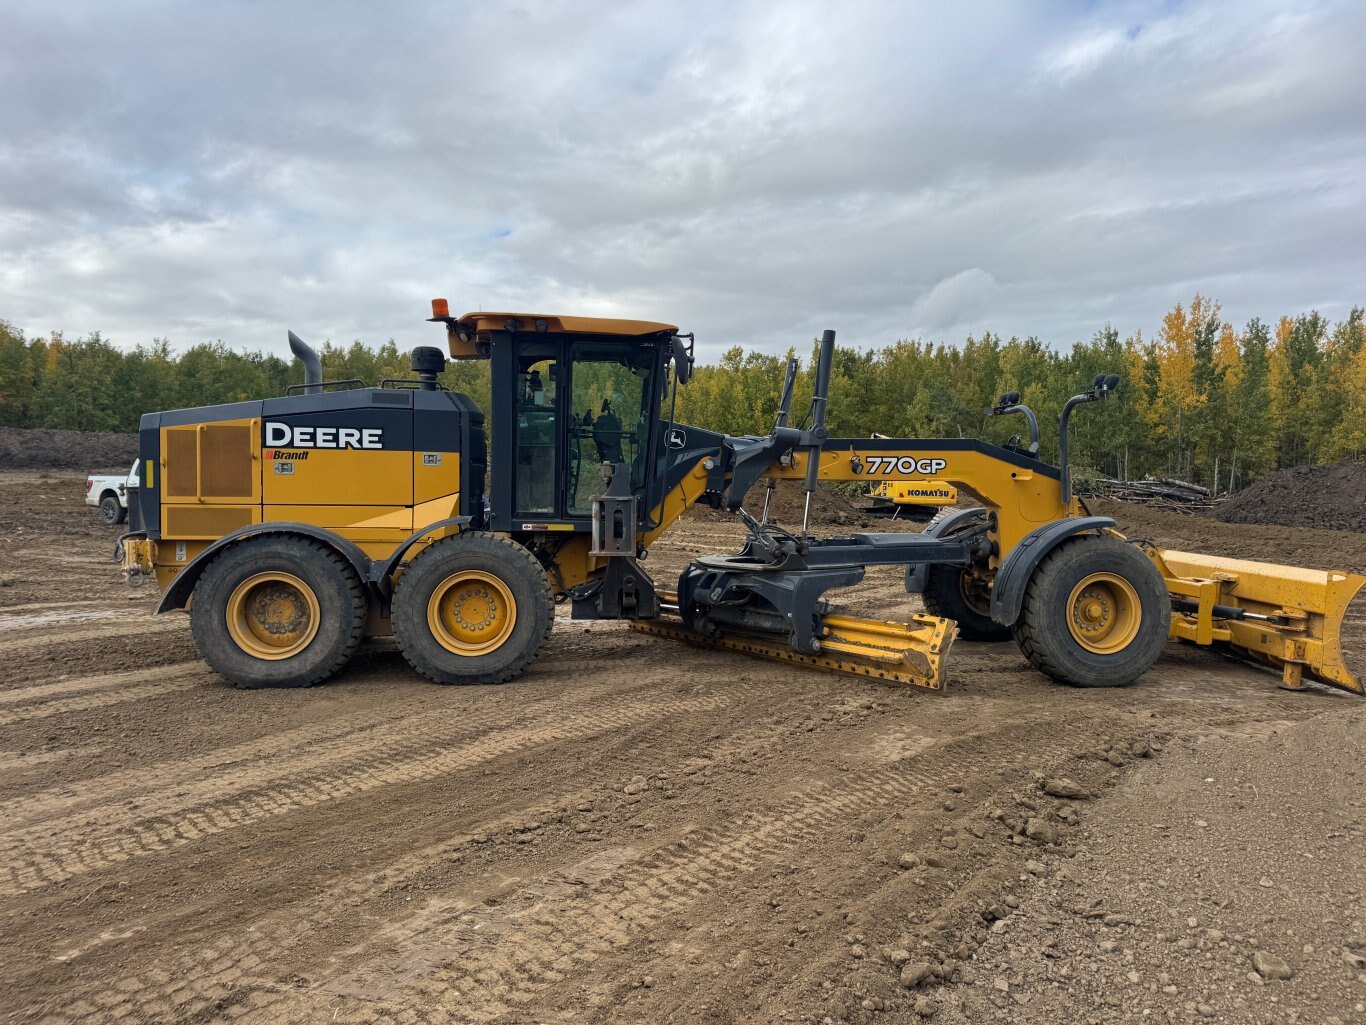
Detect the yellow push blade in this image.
<box><xmin>631</xmin><ymin>602</ymin><xmax>957</xmax><ymax>691</ymax></box>
<box><xmin>1152</xmin><ymin>547</ymin><xmax>1365</xmax><ymax>694</ymax></box>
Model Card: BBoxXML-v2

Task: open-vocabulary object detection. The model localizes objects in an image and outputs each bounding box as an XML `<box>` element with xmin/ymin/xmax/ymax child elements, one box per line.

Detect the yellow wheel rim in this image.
<box><xmin>958</xmin><ymin>572</ymin><xmax>992</xmax><ymax>617</ymax></box>
<box><xmin>427</xmin><ymin>571</ymin><xmax>518</xmax><ymax>656</ymax></box>
<box><xmin>1066</xmin><ymin>572</ymin><xmax>1142</xmax><ymax>654</ymax></box>
<box><xmin>226</xmin><ymin>571</ymin><xmax>321</xmax><ymax>660</ymax></box>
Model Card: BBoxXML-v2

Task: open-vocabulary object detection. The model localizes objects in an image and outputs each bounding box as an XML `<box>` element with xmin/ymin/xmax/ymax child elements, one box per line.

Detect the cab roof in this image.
<box><xmin>453</xmin><ymin>311</ymin><xmax>679</xmax><ymax>338</ymax></box>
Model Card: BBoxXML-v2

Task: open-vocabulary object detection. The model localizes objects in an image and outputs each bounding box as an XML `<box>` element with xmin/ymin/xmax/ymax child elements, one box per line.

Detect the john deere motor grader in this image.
<box><xmin>118</xmin><ymin>304</ymin><xmax>1363</xmax><ymax>695</ymax></box>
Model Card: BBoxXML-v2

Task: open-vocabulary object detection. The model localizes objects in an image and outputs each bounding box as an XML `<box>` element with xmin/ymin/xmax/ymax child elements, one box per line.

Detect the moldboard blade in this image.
<box><xmin>631</xmin><ymin>605</ymin><xmax>956</xmax><ymax>690</ymax></box>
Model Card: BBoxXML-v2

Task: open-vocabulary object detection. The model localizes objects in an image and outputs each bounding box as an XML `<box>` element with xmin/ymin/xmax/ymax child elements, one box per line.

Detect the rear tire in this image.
<box><xmin>922</xmin><ymin>565</ymin><xmax>1010</xmax><ymax>642</ymax></box>
<box><xmin>100</xmin><ymin>494</ymin><xmax>126</xmax><ymax>526</ymax></box>
<box><xmin>392</xmin><ymin>532</ymin><xmax>554</xmax><ymax>685</ymax></box>
<box><xmin>1011</xmin><ymin>536</ymin><xmax>1169</xmax><ymax>688</ymax></box>
<box><xmin>190</xmin><ymin>536</ymin><xmax>367</xmax><ymax>688</ymax></box>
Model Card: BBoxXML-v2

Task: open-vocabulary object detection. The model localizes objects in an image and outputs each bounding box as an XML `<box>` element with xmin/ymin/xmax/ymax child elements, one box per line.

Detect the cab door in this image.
<box><xmin>489</xmin><ymin>335</ymin><xmax>566</xmax><ymax>530</ymax></box>
<box><xmin>564</xmin><ymin>342</ymin><xmax>656</xmax><ymax>518</ymax></box>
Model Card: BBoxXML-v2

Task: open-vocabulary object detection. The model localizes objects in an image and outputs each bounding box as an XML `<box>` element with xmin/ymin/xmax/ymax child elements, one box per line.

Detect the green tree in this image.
<box><xmin>1228</xmin><ymin>319</ymin><xmax>1274</xmax><ymax>487</ymax></box>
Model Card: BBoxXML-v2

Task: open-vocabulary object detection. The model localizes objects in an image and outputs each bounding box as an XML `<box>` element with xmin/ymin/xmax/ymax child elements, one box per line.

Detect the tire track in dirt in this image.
<box><xmin>0</xmin><ymin>656</ymin><xmax>701</xmax><ymax>831</ymax></box>
<box><xmin>0</xmin><ymin>608</ymin><xmax>125</xmax><ymax>630</ymax></box>
<box><xmin>281</xmin><ymin>715</ymin><xmax>1091</xmax><ymax>1024</ymax></box>
<box><xmin>36</xmin><ymin>712</ymin><xmax>1092</xmax><ymax>1025</ymax></box>
<box><xmin>15</xmin><ymin>678</ymin><xmax>854</xmax><ymax>1023</ymax></box>
<box><xmin>0</xmin><ymin>691</ymin><xmax>732</xmax><ymax>895</ymax></box>
<box><xmin>0</xmin><ymin>618</ymin><xmax>186</xmax><ymax>658</ymax></box>
<box><xmin>0</xmin><ymin>661</ymin><xmax>203</xmax><ymax>707</ymax></box>
<box><xmin>0</xmin><ymin>673</ymin><xmax>208</xmax><ymax>726</ymax></box>
<box><xmin>0</xmin><ymin>625</ymin><xmax>733</xmax><ymax>830</ymax></box>
<box><xmin>0</xmin><ymin>663</ymin><xmax>648</xmax><ymax>827</ymax></box>
<box><xmin>0</xmin><ymin>745</ymin><xmax>105</xmax><ymax>774</ymax></box>
<box><xmin>0</xmin><ymin>599</ymin><xmax>111</xmax><ymax>612</ymax></box>
<box><xmin>0</xmin><ymin>700</ymin><xmax>432</xmax><ymax>828</ymax></box>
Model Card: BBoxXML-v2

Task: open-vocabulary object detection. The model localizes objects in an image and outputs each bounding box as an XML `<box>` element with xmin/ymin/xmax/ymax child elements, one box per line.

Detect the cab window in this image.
<box><xmin>567</xmin><ymin>345</ymin><xmax>654</xmax><ymax>516</ymax></box>
<box><xmin>514</xmin><ymin>352</ymin><xmax>558</xmax><ymax>515</ymax></box>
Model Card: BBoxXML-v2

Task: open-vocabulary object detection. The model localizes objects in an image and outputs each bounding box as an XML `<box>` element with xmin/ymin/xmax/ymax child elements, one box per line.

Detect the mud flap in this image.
<box><xmin>1150</xmin><ymin>547</ymin><xmax>1365</xmax><ymax>694</ymax></box>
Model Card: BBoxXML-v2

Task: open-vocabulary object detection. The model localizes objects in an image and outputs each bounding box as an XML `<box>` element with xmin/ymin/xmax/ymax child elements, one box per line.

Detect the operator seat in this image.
<box><xmin>593</xmin><ymin>400</ymin><xmax>624</xmax><ymax>463</ymax></box>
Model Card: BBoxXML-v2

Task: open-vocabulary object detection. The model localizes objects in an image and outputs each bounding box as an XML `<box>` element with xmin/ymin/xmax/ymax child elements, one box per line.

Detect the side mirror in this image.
<box><xmin>670</xmin><ymin>335</ymin><xmax>694</xmax><ymax>386</ymax></box>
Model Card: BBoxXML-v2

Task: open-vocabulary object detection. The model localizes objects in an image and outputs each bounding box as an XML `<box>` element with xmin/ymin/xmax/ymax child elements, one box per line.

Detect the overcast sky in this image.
<box><xmin>2</xmin><ymin>0</ymin><xmax>1363</xmax><ymax>362</ymax></box>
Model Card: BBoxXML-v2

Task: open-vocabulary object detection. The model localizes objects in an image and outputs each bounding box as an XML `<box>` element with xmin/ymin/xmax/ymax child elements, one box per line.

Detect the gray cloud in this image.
<box><xmin>1</xmin><ymin>0</ymin><xmax>1363</xmax><ymax>364</ymax></box>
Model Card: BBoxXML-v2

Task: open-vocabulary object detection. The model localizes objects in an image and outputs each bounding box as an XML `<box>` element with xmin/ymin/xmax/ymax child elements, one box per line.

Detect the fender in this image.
<box><xmin>904</xmin><ymin>507</ymin><xmax>987</xmax><ymax>593</ymax></box>
<box><xmin>156</xmin><ymin>523</ymin><xmax>376</xmax><ymax>614</ymax></box>
<box><xmin>371</xmin><ymin>517</ymin><xmax>473</xmax><ymax>598</ymax></box>
<box><xmin>156</xmin><ymin>517</ymin><xmax>475</xmax><ymax>614</ymax></box>
<box><xmin>988</xmin><ymin>516</ymin><xmax>1116</xmax><ymax>627</ymax></box>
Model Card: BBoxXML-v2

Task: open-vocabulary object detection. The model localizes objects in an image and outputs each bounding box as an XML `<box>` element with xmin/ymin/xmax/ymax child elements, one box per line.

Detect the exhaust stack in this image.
<box><xmin>288</xmin><ymin>331</ymin><xmax>323</xmax><ymax>395</ymax></box>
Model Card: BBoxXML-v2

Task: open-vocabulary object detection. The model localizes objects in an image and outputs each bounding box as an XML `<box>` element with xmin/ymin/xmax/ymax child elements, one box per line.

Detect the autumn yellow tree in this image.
<box><xmin>1153</xmin><ymin>295</ymin><xmax>1224</xmax><ymax>481</ymax></box>
<box><xmin>1332</xmin><ymin>343</ymin><xmax>1366</xmax><ymax>458</ymax></box>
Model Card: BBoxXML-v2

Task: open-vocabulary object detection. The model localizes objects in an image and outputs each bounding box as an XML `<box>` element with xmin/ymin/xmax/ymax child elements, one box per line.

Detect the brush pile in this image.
<box><xmin>1082</xmin><ymin>475</ymin><xmax>1213</xmax><ymax>511</ymax></box>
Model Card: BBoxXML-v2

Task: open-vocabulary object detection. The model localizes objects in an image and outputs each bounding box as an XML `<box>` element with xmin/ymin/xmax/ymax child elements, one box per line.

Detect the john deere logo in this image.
<box><xmin>264</xmin><ymin>422</ymin><xmax>383</xmax><ymax>450</ymax></box>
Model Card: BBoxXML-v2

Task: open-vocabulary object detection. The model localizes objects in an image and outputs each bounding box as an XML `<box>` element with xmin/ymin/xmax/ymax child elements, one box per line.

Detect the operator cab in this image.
<box><xmin>428</xmin><ymin>306</ymin><xmax>692</xmax><ymax>535</ymax></box>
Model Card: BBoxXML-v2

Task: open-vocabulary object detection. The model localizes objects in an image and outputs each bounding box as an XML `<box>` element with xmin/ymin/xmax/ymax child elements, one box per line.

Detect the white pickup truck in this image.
<box><xmin>86</xmin><ymin>461</ymin><xmax>140</xmax><ymax>527</ymax></box>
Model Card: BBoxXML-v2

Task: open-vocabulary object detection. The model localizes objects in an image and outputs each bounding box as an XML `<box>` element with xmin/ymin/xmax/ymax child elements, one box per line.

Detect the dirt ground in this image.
<box><xmin>0</xmin><ymin>473</ymin><xmax>1363</xmax><ymax>1025</ymax></box>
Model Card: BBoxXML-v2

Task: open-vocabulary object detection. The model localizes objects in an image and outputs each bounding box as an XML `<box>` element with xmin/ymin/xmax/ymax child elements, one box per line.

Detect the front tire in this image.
<box><xmin>392</xmin><ymin>532</ymin><xmax>554</xmax><ymax>685</ymax></box>
<box><xmin>100</xmin><ymin>494</ymin><xmax>127</xmax><ymax>526</ymax></box>
<box><xmin>190</xmin><ymin>536</ymin><xmax>367</xmax><ymax>688</ymax></box>
<box><xmin>1011</xmin><ymin>536</ymin><xmax>1169</xmax><ymax>688</ymax></box>
<box><xmin>919</xmin><ymin>510</ymin><xmax>1010</xmax><ymax>641</ymax></box>
<box><xmin>921</xmin><ymin>566</ymin><xmax>1010</xmax><ymax>642</ymax></box>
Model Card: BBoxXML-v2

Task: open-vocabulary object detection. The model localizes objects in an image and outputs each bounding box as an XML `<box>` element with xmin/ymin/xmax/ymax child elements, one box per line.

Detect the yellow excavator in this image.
<box><xmin>866</xmin><ymin>478</ymin><xmax>958</xmax><ymax>519</ymax></box>
<box><xmin>118</xmin><ymin>304</ymin><xmax>1362</xmax><ymax>696</ymax></box>
<box><xmin>863</xmin><ymin>433</ymin><xmax>959</xmax><ymax>520</ymax></box>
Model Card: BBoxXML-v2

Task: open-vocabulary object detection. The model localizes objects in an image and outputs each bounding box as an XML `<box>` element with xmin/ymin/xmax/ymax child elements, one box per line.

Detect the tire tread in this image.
<box><xmin>192</xmin><ymin>535</ymin><xmax>367</xmax><ymax>689</ymax></box>
<box><xmin>1009</xmin><ymin>536</ymin><xmax>1168</xmax><ymax>688</ymax></box>
<box><xmin>391</xmin><ymin>532</ymin><xmax>554</xmax><ymax>685</ymax></box>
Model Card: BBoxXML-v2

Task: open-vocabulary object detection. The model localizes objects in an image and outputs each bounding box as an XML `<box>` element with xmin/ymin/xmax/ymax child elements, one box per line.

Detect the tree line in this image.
<box><xmin>0</xmin><ymin>329</ymin><xmax>494</xmax><ymax>438</ymax></box>
<box><xmin>675</xmin><ymin>296</ymin><xmax>1366</xmax><ymax>492</ymax></box>
<box><xmin>2</xmin><ymin>296</ymin><xmax>1363</xmax><ymax>491</ymax></box>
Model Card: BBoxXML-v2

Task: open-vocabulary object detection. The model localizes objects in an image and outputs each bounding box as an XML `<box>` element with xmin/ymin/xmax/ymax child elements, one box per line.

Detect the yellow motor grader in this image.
<box><xmin>119</xmin><ymin>304</ymin><xmax>1362</xmax><ymax>695</ymax></box>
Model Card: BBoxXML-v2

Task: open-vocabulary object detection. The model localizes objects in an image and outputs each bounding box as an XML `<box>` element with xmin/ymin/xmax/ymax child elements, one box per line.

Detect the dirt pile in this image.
<box><xmin>688</xmin><ymin>479</ymin><xmax>869</xmax><ymax>526</ymax></box>
<box><xmin>1216</xmin><ymin>461</ymin><xmax>1366</xmax><ymax>533</ymax></box>
<box><xmin>759</xmin><ymin>478</ymin><xmax>865</xmax><ymax>525</ymax></box>
<box><xmin>0</xmin><ymin>426</ymin><xmax>138</xmax><ymax>471</ymax></box>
